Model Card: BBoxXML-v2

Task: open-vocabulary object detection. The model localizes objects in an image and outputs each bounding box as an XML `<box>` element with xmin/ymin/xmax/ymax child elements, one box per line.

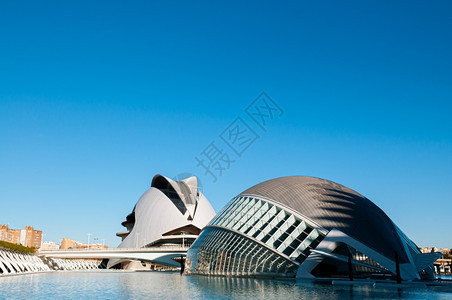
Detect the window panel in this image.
<box><xmin>186</xmin><ymin>227</ymin><xmax>298</xmax><ymax>277</ymax></box>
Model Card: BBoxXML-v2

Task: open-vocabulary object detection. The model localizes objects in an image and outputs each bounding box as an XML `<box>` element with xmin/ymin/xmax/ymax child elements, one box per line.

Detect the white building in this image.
<box><xmin>108</xmin><ymin>174</ymin><xmax>216</xmax><ymax>269</ymax></box>
<box><xmin>40</xmin><ymin>241</ymin><xmax>60</xmax><ymax>250</ymax></box>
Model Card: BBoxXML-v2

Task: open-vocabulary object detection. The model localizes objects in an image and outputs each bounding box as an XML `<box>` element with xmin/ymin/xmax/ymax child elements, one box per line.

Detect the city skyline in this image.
<box><xmin>1</xmin><ymin>1</ymin><xmax>451</xmax><ymax>248</ymax></box>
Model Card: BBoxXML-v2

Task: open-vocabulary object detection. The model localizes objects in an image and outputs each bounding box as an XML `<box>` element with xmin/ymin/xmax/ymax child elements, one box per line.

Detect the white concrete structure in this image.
<box><xmin>46</xmin><ymin>258</ymin><xmax>102</xmax><ymax>270</ymax></box>
<box><xmin>109</xmin><ymin>174</ymin><xmax>216</xmax><ymax>269</ymax></box>
<box><xmin>40</xmin><ymin>246</ymin><xmax>189</xmax><ymax>269</ymax></box>
<box><xmin>0</xmin><ymin>248</ymin><xmax>51</xmax><ymax>275</ymax></box>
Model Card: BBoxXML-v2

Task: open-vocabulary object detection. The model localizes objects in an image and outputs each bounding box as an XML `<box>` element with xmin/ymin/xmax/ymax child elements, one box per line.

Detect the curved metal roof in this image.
<box><xmin>240</xmin><ymin>176</ymin><xmax>409</xmax><ymax>263</ymax></box>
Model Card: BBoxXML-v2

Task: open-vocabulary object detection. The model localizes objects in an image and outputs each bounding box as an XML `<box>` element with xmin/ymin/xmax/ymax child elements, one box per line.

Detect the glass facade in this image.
<box><xmin>186</xmin><ymin>196</ymin><xmax>326</xmax><ymax>277</ymax></box>
<box><xmin>185</xmin><ymin>227</ymin><xmax>298</xmax><ymax>277</ymax></box>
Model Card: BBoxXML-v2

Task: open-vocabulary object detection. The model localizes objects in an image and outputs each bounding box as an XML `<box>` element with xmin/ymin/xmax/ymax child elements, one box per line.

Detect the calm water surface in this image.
<box><xmin>0</xmin><ymin>271</ymin><xmax>451</xmax><ymax>299</ymax></box>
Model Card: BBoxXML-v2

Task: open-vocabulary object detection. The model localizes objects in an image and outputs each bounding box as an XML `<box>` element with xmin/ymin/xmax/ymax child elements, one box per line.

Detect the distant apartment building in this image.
<box><xmin>420</xmin><ymin>247</ymin><xmax>452</xmax><ymax>255</ymax></box>
<box><xmin>60</xmin><ymin>237</ymin><xmax>107</xmax><ymax>250</ymax></box>
<box><xmin>60</xmin><ymin>238</ymin><xmax>76</xmax><ymax>250</ymax></box>
<box><xmin>439</xmin><ymin>248</ymin><xmax>451</xmax><ymax>255</ymax></box>
<box><xmin>40</xmin><ymin>241</ymin><xmax>60</xmax><ymax>250</ymax></box>
<box><xmin>420</xmin><ymin>247</ymin><xmax>434</xmax><ymax>253</ymax></box>
<box><xmin>0</xmin><ymin>225</ymin><xmax>42</xmax><ymax>248</ymax></box>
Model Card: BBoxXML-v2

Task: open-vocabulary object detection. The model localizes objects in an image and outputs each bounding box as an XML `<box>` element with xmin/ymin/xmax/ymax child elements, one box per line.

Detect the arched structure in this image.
<box><xmin>185</xmin><ymin>176</ymin><xmax>440</xmax><ymax>280</ymax></box>
<box><xmin>0</xmin><ymin>248</ymin><xmax>50</xmax><ymax>275</ymax></box>
<box><xmin>109</xmin><ymin>174</ymin><xmax>216</xmax><ymax>269</ymax></box>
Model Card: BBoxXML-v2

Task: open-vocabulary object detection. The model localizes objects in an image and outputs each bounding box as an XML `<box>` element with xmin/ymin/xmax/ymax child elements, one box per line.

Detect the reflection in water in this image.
<box><xmin>0</xmin><ymin>271</ymin><xmax>451</xmax><ymax>299</ymax></box>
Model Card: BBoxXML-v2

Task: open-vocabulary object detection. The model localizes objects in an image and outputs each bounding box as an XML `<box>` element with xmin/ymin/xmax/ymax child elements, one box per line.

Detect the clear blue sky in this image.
<box><xmin>0</xmin><ymin>1</ymin><xmax>451</xmax><ymax>248</ymax></box>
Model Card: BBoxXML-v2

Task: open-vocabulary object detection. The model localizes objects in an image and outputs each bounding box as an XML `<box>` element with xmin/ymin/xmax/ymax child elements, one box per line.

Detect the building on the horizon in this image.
<box><xmin>60</xmin><ymin>238</ymin><xmax>107</xmax><ymax>250</ymax></box>
<box><xmin>0</xmin><ymin>225</ymin><xmax>42</xmax><ymax>248</ymax></box>
<box><xmin>40</xmin><ymin>241</ymin><xmax>60</xmax><ymax>250</ymax></box>
<box><xmin>420</xmin><ymin>247</ymin><xmax>449</xmax><ymax>254</ymax></box>
<box><xmin>185</xmin><ymin>176</ymin><xmax>441</xmax><ymax>281</ymax></box>
<box><xmin>60</xmin><ymin>238</ymin><xmax>75</xmax><ymax>250</ymax></box>
<box><xmin>420</xmin><ymin>247</ymin><xmax>436</xmax><ymax>254</ymax></box>
<box><xmin>438</xmin><ymin>248</ymin><xmax>451</xmax><ymax>255</ymax></box>
<box><xmin>108</xmin><ymin>174</ymin><xmax>216</xmax><ymax>270</ymax></box>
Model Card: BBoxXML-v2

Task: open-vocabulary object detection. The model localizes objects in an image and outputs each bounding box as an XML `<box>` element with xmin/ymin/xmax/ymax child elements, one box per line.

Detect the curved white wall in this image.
<box><xmin>118</xmin><ymin>180</ymin><xmax>215</xmax><ymax>249</ymax></box>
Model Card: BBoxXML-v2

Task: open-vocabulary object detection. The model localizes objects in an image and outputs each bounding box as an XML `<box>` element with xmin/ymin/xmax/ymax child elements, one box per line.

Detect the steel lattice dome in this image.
<box><xmin>239</xmin><ymin>176</ymin><xmax>409</xmax><ymax>263</ymax></box>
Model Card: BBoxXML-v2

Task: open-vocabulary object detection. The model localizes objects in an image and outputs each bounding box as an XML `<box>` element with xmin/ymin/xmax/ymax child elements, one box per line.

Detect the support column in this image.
<box><xmin>395</xmin><ymin>251</ymin><xmax>401</xmax><ymax>284</ymax></box>
<box><xmin>180</xmin><ymin>255</ymin><xmax>185</xmax><ymax>274</ymax></box>
<box><xmin>348</xmin><ymin>250</ymin><xmax>354</xmax><ymax>281</ymax></box>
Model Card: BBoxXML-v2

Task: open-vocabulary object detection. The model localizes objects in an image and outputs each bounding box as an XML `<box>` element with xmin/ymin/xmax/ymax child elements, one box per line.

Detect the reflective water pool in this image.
<box><xmin>0</xmin><ymin>271</ymin><xmax>451</xmax><ymax>299</ymax></box>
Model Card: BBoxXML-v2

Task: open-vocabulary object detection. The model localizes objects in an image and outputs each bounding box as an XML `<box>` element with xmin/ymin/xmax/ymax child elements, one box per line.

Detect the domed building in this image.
<box><xmin>185</xmin><ymin>176</ymin><xmax>440</xmax><ymax>280</ymax></box>
<box><xmin>108</xmin><ymin>174</ymin><xmax>216</xmax><ymax>269</ymax></box>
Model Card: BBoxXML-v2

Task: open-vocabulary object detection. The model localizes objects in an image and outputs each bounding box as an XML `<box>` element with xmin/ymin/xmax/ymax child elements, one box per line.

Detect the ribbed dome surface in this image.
<box><xmin>240</xmin><ymin>176</ymin><xmax>408</xmax><ymax>263</ymax></box>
